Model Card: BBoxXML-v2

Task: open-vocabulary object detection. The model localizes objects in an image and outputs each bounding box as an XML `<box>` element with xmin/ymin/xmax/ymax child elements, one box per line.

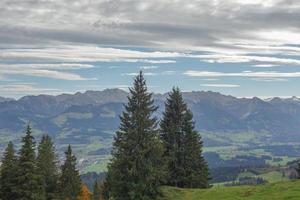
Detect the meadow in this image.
<box><xmin>161</xmin><ymin>180</ymin><xmax>300</xmax><ymax>200</ymax></box>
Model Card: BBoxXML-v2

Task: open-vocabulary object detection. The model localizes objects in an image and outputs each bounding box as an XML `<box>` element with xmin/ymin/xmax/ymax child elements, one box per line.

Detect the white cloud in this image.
<box><xmin>161</xmin><ymin>71</ymin><xmax>176</xmax><ymax>75</ymax></box>
<box><xmin>252</xmin><ymin>64</ymin><xmax>279</xmax><ymax>68</ymax></box>
<box><xmin>0</xmin><ymin>63</ymin><xmax>96</xmax><ymax>80</ymax></box>
<box><xmin>0</xmin><ymin>46</ymin><xmax>179</xmax><ymax>63</ymax></box>
<box><xmin>184</xmin><ymin>70</ymin><xmax>300</xmax><ymax>78</ymax></box>
<box><xmin>0</xmin><ymin>83</ymin><xmax>61</xmax><ymax>97</ymax></box>
<box><xmin>1</xmin><ymin>44</ymin><xmax>300</xmax><ymax>71</ymax></box>
<box><xmin>202</xmin><ymin>78</ymin><xmax>219</xmax><ymax>81</ymax></box>
<box><xmin>0</xmin><ymin>63</ymin><xmax>94</xmax><ymax>70</ymax></box>
<box><xmin>122</xmin><ymin>72</ymin><xmax>157</xmax><ymax>76</ymax></box>
<box><xmin>200</xmin><ymin>84</ymin><xmax>240</xmax><ymax>88</ymax></box>
<box><xmin>140</xmin><ymin>66</ymin><xmax>159</xmax><ymax>69</ymax></box>
<box><xmin>195</xmin><ymin>54</ymin><xmax>300</xmax><ymax>65</ymax></box>
<box><xmin>251</xmin><ymin>78</ymin><xmax>289</xmax><ymax>82</ymax></box>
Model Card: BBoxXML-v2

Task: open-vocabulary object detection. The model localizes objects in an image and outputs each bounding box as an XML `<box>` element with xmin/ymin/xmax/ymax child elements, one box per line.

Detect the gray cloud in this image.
<box><xmin>1</xmin><ymin>0</ymin><xmax>300</xmax><ymax>51</ymax></box>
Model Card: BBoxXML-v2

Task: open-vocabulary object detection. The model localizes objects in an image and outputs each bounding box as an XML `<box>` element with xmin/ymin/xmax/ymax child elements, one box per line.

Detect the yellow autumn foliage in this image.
<box><xmin>77</xmin><ymin>184</ymin><xmax>92</xmax><ymax>200</ymax></box>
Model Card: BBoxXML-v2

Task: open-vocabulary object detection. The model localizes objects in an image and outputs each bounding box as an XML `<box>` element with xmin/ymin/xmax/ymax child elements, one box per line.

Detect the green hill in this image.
<box><xmin>161</xmin><ymin>180</ymin><xmax>300</xmax><ymax>200</ymax></box>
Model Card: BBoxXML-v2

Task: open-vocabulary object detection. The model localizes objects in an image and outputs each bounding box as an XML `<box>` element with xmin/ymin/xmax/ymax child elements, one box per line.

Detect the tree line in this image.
<box><xmin>0</xmin><ymin>125</ymin><xmax>87</xmax><ymax>200</ymax></box>
<box><xmin>0</xmin><ymin>71</ymin><xmax>209</xmax><ymax>200</ymax></box>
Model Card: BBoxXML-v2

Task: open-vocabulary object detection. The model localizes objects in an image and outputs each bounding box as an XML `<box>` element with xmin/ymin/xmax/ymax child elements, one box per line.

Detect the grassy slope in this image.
<box><xmin>161</xmin><ymin>180</ymin><xmax>300</xmax><ymax>200</ymax></box>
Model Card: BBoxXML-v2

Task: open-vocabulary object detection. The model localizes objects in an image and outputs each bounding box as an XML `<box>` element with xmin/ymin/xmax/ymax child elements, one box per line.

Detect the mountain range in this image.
<box><xmin>2</xmin><ymin>89</ymin><xmax>300</xmax><ymax>172</ymax></box>
<box><xmin>1</xmin><ymin>89</ymin><xmax>300</xmax><ymax>148</ymax></box>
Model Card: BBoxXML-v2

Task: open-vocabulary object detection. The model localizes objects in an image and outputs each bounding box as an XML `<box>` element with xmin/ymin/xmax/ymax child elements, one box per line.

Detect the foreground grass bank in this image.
<box><xmin>161</xmin><ymin>180</ymin><xmax>300</xmax><ymax>200</ymax></box>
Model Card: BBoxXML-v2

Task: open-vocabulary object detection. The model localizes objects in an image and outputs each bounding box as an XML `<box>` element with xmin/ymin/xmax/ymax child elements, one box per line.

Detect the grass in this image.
<box><xmin>258</xmin><ymin>171</ymin><xmax>289</xmax><ymax>183</ymax></box>
<box><xmin>161</xmin><ymin>180</ymin><xmax>300</xmax><ymax>200</ymax></box>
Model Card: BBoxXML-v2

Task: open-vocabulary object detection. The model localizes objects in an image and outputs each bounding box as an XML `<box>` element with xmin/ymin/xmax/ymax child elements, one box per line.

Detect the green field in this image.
<box><xmin>161</xmin><ymin>180</ymin><xmax>300</xmax><ymax>200</ymax></box>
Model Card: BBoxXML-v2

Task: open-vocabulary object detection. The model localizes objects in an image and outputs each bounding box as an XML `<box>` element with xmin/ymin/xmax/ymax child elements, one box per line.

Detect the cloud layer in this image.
<box><xmin>1</xmin><ymin>0</ymin><xmax>300</xmax><ymax>97</ymax></box>
<box><xmin>0</xmin><ymin>63</ymin><xmax>95</xmax><ymax>80</ymax></box>
<box><xmin>1</xmin><ymin>0</ymin><xmax>300</xmax><ymax>50</ymax></box>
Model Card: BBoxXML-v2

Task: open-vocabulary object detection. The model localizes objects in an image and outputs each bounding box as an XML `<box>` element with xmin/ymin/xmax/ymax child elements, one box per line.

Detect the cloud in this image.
<box><xmin>140</xmin><ymin>66</ymin><xmax>159</xmax><ymax>69</ymax></box>
<box><xmin>195</xmin><ymin>54</ymin><xmax>300</xmax><ymax>65</ymax></box>
<box><xmin>200</xmin><ymin>84</ymin><xmax>240</xmax><ymax>88</ymax></box>
<box><xmin>0</xmin><ymin>83</ymin><xmax>62</xmax><ymax>97</ymax></box>
<box><xmin>1</xmin><ymin>0</ymin><xmax>300</xmax><ymax>98</ymax></box>
<box><xmin>184</xmin><ymin>70</ymin><xmax>300</xmax><ymax>78</ymax></box>
<box><xmin>122</xmin><ymin>72</ymin><xmax>157</xmax><ymax>76</ymax></box>
<box><xmin>122</xmin><ymin>71</ymin><xmax>176</xmax><ymax>76</ymax></box>
<box><xmin>161</xmin><ymin>71</ymin><xmax>176</xmax><ymax>75</ymax></box>
<box><xmin>252</xmin><ymin>64</ymin><xmax>279</xmax><ymax>68</ymax></box>
<box><xmin>202</xmin><ymin>78</ymin><xmax>219</xmax><ymax>81</ymax></box>
<box><xmin>0</xmin><ymin>46</ymin><xmax>178</xmax><ymax>63</ymax></box>
<box><xmin>0</xmin><ymin>63</ymin><xmax>94</xmax><ymax>70</ymax></box>
<box><xmin>1</xmin><ymin>0</ymin><xmax>300</xmax><ymax>54</ymax></box>
<box><xmin>0</xmin><ymin>63</ymin><xmax>96</xmax><ymax>80</ymax></box>
<box><xmin>251</xmin><ymin>78</ymin><xmax>289</xmax><ymax>82</ymax></box>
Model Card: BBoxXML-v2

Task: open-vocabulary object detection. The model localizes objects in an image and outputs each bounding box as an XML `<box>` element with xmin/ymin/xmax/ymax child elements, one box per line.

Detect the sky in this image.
<box><xmin>1</xmin><ymin>0</ymin><xmax>300</xmax><ymax>99</ymax></box>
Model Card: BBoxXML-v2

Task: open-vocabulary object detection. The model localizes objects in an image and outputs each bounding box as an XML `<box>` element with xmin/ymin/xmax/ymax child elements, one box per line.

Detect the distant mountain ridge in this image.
<box><xmin>1</xmin><ymin>89</ymin><xmax>300</xmax><ymax>149</ymax></box>
<box><xmin>0</xmin><ymin>96</ymin><xmax>14</xmax><ymax>103</ymax></box>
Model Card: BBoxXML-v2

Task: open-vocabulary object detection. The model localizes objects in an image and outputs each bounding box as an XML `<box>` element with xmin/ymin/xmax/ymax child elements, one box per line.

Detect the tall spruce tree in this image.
<box><xmin>99</xmin><ymin>181</ymin><xmax>110</xmax><ymax>200</ymax></box>
<box><xmin>296</xmin><ymin>163</ymin><xmax>300</xmax><ymax>179</ymax></box>
<box><xmin>182</xmin><ymin>110</ymin><xmax>209</xmax><ymax>188</ymax></box>
<box><xmin>160</xmin><ymin>87</ymin><xmax>187</xmax><ymax>187</ymax></box>
<box><xmin>160</xmin><ymin>87</ymin><xmax>209</xmax><ymax>188</ymax></box>
<box><xmin>37</xmin><ymin>135</ymin><xmax>59</xmax><ymax>200</ymax></box>
<box><xmin>17</xmin><ymin>125</ymin><xmax>46</xmax><ymax>200</ymax></box>
<box><xmin>92</xmin><ymin>181</ymin><xmax>101</xmax><ymax>200</ymax></box>
<box><xmin>59</xmin><ymin>145</ymin><xmax>81</xmax><ymax>200</ymax></box>
<box><xmin>0</xmin><ymin>142</ymin><xmax>18</xmax><ymax>200</ymax></box>
<box><xmin>107</xmin><ymin>71</ymin><xmax>165</xmax><ymax>200</ymax></box>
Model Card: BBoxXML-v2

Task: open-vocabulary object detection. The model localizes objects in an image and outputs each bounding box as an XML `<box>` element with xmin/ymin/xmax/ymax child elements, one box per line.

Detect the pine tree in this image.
<box><xmin>37</xmin><ymin>135</ymin><xmax>59</xmax><ymax>200</ymax></box>
<box><xmin>92</xmin><ymin>181</ymin><xmax>101</xmax><ymax>200</ymax></box>
<box><xmin>160</xmin><ymin>87</ymin><xmax>209</xmax><ymax>188</ymax></box>
<box><xmin>0</xmin><ymin>142</ymin><xmax>18</xmax><ymax>200</ymax></box>
<box><xmin>17</xmin><ymin>125</ymin><xmax>46</xmax><ymax>200</ymax></box>
<box><xmin>181</xmin><ymin>110</ymin><xmax>210</xmax><ymax>188</ymax></box>
<box><xmin>160</xmin><ymin>87</ymin><xmax>187</xmax><ymax>187</ymax></box>
<box><xmin>99</xmin><ymin>181</ymin><xmax>110</xmax><ymax>200</ymax></box>
<box><xmin>296</xmin><ymin>163</ymin><xmax>300</xmax><ymax>179</ymax></box>
<box><xmin>107</xmin><ymin>71</ymin><xmax>165</xmax><ymax>200</ymax></box>
<box><xmin>59</xmin><ymin>145</ymin><xmax>81</xmax><ymax>200</ymax></box>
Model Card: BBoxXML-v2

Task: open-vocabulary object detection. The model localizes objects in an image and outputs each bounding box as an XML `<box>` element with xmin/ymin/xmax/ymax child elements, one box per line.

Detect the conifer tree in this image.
<box><xmin>160</xmin><ymin>87</ymin><xmax>187</xmax><ymax>187</ymax></box>
<box><xmin>59</xmin><ymin>145</ymin><xmax>81</xmax><ymax>200</ymax></box>
<box><xmin>107</xmin><ymin>71</ymin><xmax>165</xmax><ymax>200</ymax></box>
<box><xmin>182</xmin><ymin>110</ymin><xmax>209</xmax><ymax>188</ymax></box>
<box><xmin>99</xmin><ymin>181</ymin><xmax>110</xmax><ymax>200</ymax></box>
<box><xmin>92</xmin><ymin>181</ymin><xmax>101</xmax><ymax>200</ymax></box>
<box><xmin>296</xmin><ymin>163</ymin><xmax>300</xmax><ymax>179</ymax></box>
<box><xmin>0</xmin><ymin>142</ymin><xmax>18</xmax><ymax>200</ymax></box>
<box><xmin>160</xmin><ymin>88</ymin><xmax>209</xmax><ymax>188</ymax></box>
<box><xmin>37</xmin><ymin>135</ymin><xmax>59</xmax><ymax>200</ymax></box>
<box><xmin>17</xmin><ymin>125</ymin><xmax>46</xmax><ymax>200</ymax></box>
